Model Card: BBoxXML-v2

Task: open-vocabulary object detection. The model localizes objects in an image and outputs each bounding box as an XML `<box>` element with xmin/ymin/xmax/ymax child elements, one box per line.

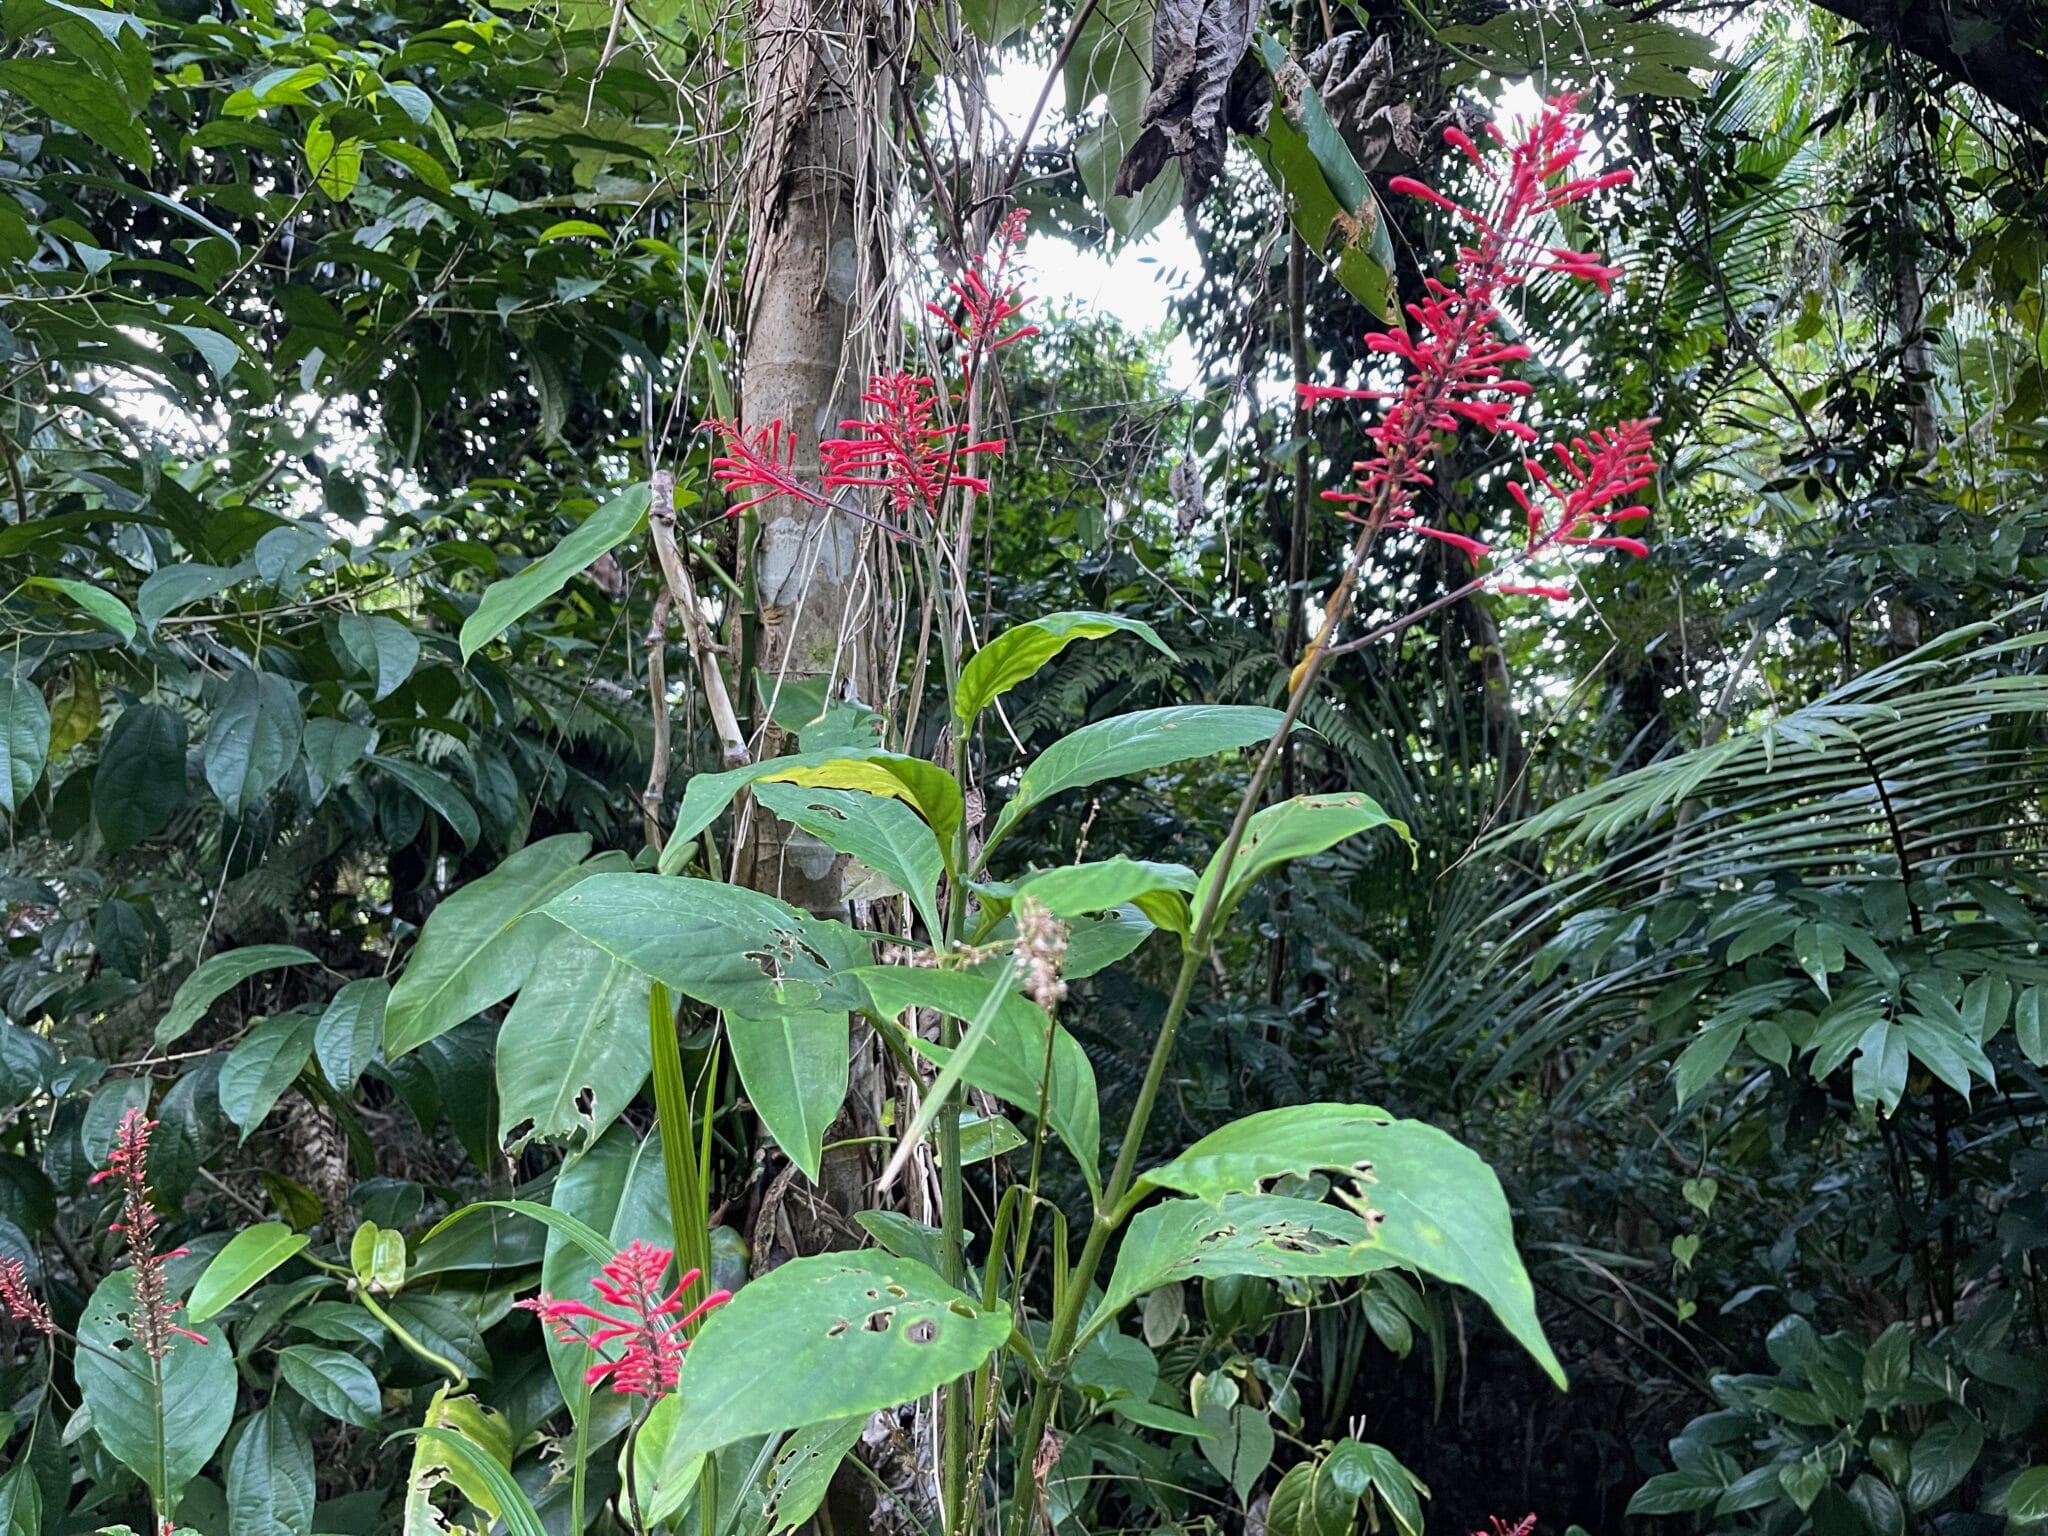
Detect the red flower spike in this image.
<box><xmin>1495</xmin><ymin>583</ymin><xmax>1574</xmax><ymax>601</ymax></box>
<box><xmin>704</xmin><ymin>418</ymin><xmax>833</xmax><ymax>518</ymax></box>
<box><xmin>97</xmin><ymin>1108</ymin><xmax>209</xmax><ymax>1360</ymax></box>
<box><xmin>520</xmin><ymin>1240</ymin><xmax>730</xmax><ymax>1399</ymax></box>
<box><xmin>0</xmin><ymin>1255</ymin><xmax>55</xmax><ymax>1335</ymax></box>
<box><xmin>1480</xmin><ymin>1518</ymin><xmax>1539</xmax><ymax>1536</ymax></box>
<box><xmin>931</xmin><ymin>207</ymin><xmax>1038</xmax><ymax>361</ymax></box>
<box><xmin>1300</xmin><ymin>96</ymin><xmax>1651</xmax><ymax>586</ymax></box>
<box><xmin>820</xmin><ymin>372</ymin><xmax>1006</xmax><ymax>521</ymax></box>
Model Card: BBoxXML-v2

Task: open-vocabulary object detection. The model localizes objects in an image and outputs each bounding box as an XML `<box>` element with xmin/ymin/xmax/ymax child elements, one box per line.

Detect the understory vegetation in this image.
<box><xmin>1</xmin><ymin>0</ymin><xmax>2046</xmax><ymax>1532</ymax></box>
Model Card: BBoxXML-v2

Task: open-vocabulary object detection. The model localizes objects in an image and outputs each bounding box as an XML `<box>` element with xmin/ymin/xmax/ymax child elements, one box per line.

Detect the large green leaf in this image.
<box><xmin>1436</xmin><ymin>5</ymin><xmax>1724</xmax><ymax>97</ymax></box>
<box><xmin>218</xmin><ymin>1012</ymin><xmax>317</xmax><ymax>1137</ymax></box>
<box><xmin>955</xmin><ymin>611</ymin><xmax>1175</xmax><ymax>729</ymax></box>
<box><xmin>1015</xmin><ymin>858</ymin><xmax>1197</xmax><ymax>920</ymax></box>
<box><xmin>496</xmin><ymin>925</ymin><xmax>652</xmax><ymax>1154</ymax></box>
<box><xmin>279</xmin><ymin>1344</ymin><xmax>382</xmax><ymax>1428</ymax></box>
<box><xmin>541</xmin><ymin>873</ymin><xmax>870</xmax><ymax>1017</ymax></box>
<box><xmin>753</xmin><ymin>781</ymin><xmax>947</xmax><ymax>936</ymax></box>
<box><xmin>383</xmin><ymin>833</ymin><xmax>596</xmax><ymax>1057</ymax></box>
<box><xmin>76</xmin><ymin>1269</ymin><xmax>237</xmax><ymax>1504</ymax></box>
<box><xmin>1091</xmin><ymin>1195</ymin><xmax>1398</xmax><ymax>1332</ymax></box>
<box><xmin>225</xmin><ymin>1404</ymin><xmax>315</xmax><ymax>1536</ymax></box>
<box><xmin>203</xmin><ymin>669</ymin><xmax>302</xmax><ymax>819</ymax></box>
<box><xmin>29</xmin><ymin>576</ymin><xmax>137</xmax><ymax>643</ymax></box>
<box><xmin>644</xmin><ymin>1250</ymin><xmax>1009</xmax><ymax>1472</ymax></box>
<box><xmin>659</xmin><ymin>750</ymin><xmax>964</xmax><ymax>875</ymax></box>
<box><xmin>0</xmin><ymin>674</ymin><xmax>50</xmax><ymax>817</ymax></box>
<box><xmin>94</xmin><ymin>703</ymin><xmax>188</xmax><ymax>850</ymax></box>
<box><xmin>985</xmin><ymin>705</ymin><xmax>1285</xmax><ymax>852</ymax></box>
<box><xmin>459</xmin><ymin>485</ymin><xmax>650</xmax><ymax>660</ymax></box>
<box><xmin>727</xmin><ymin>1011</ymin><xmax>847</xmax><ymax>1182</ymax></box>
<box><xmin>189</xmin><ymin>1223</ymin><xmax>310</xmax><ymax>1324</ymax></box>
<box><xmin>371</xmin><ymin>755</ymin><xmax>480</xmax><ymax>847</ymax></box>
<box><xmin>136</xmin><ymin>563</ymin><xmax>246</xmax><ymax>635</ymax></box>
<box><xmin>156</xmin><ymin>945</ymin><xmax>321</xmax><ymax>1049</ymax></box>
<box><xmin>335</xmin><ymin>611</ymin><xmax>419</xmax><ymax>701</ymax></box>
<box><xmin>1139</xmin><ymin>1104</ymin><xmax>1562</xmax><ymax>1385</ymax></box>
<box><xmin>853</xmin><ymin>966</ymin><xmax>1099</xmax><ymax>1194</ymax></box>
<box><xmin>1192</xmin><ymin>793</ymin><xmax>1411</xmax><ymax>931</ymax></box>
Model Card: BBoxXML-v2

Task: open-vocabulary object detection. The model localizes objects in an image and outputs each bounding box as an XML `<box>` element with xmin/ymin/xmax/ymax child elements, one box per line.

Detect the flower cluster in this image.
<box><xmin>704</xmin><ymin>211</ymin><xmax>1033</xmax><ymax>531</ymax></box>
<box><xmin>519</xmin><ymin>1240</ymin><xmax>730</xmax><ymax>1397</ymax></box>
<box><xmin>1479</xmin><ymin>1517</ymin><xmax>1538</xmax><ymax>1536</ymax></box>
<box><xmin>95</xmin><ymin>1108</ymin><xmax>206</xmax><ymax>1359</ymax></box>
<box><xmin>927</xmin><ymin>207</ymin><xmax>1039</xmax><ymax>363</ymax></box>
<box><xmin>1304</xmin><ymin>95</ymin><xmax>1655</xmax><ymax>599</ymax></box>
<box><xmin>0</xmin><ymin>1254</ymin><xmax>54</xmax><ymax>1336</ymax></box>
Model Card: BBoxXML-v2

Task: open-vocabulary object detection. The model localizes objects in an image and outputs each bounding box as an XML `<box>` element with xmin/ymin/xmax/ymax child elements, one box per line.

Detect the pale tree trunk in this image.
<box><xmin>737</xmin><ymin>0</ymin><xmax>888</xmax><ymax>917</ymax></box>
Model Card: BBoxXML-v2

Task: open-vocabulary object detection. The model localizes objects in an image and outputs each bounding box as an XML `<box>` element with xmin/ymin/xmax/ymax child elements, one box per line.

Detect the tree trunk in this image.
<box><xmin>737</xmin><ymin>0</ymin><xmax>887</xmax><ymax>917</ymax></box>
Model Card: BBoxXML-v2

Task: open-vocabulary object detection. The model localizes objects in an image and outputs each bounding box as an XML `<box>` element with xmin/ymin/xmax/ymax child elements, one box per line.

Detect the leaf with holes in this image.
<box><xmin>1091</xmin><ymin>1195</ymin><xmax>1397</xmax><ymax>1331</ymax></box>
<box><xmin>497</xmin><ymin>925</ymin><xmax>652</xmax><ymax>1154</ymax></box>
<box><xmin>752</xmin><ymin>781</ymin><xmax>946</xmax><ymax>937</ymax></box>
<box><xmin>541</xmin><ymin>873</ymin><xmax>870</xmax><ymax>1018</ymax></box>
<box><xmin>76</xmin><ymin>1269</ymin><xmax>236</xmax><ymax>1506</ymax></box>
<box><xmin>986</xmin><ymin>705</ymin><xmax>1286</xmax><ymax>852</ymax></box>
<box><xmin>1139</xmin><ymin>1104</ymin><xmax>1561</xmax><ymax>1385</ymax></box>
<box><xmin>955</xmin><ymin>611</ymin><xmax>1175</xmax><ymax>729</ymax></box>
<box><xmin>646</xmin><ymin>1250</ymin><xmax>1008</xmax><ymax>1475</ymax></box>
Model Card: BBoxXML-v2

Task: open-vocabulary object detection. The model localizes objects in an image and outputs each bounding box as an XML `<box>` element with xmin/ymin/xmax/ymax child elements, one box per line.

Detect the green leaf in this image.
<box><xmin>537</xmin><ymin>218</ymin><xmax>610</xmax><ymax>241</ymax></box>
<box><xmin>1092</xmin><ymin>1195</ymin><xmax>1397</xmax><ymax>1329</ymax></box>
<box><xmin>408</xmin><ymin>1426</ymin><xmax>546</xmax><ymax>1536</ymax></box>
<box><xmin>1682</xmin><ymin>1176</ymin><xmax>1718</xmax><ymax>1215</ymax></box>
<box><xmin>303</xmin><ymin>117</ymin><xmax>362</xmax><ymax>199</ymax></box>
<box><xmin>27</xmin><ymin>577</ymin><xmax>136</xmax><ymax>642</ymax></box>
<box><xmin>753</xmin><ymin>781</ymin><xmax>947</xmax><ymax>936</ymax></box>
<box><xmin>955</xmin><ymin>611</ymin><xmax>1175</xmax><ymax>728</ymax></box>
<box><xmin>1014</xmin><ymin>858</ymin><xmax>1198</xmax><ymax>920</ymax></box>
<box><xmin>2019</xmin><ymin>988</ymin><xmax>2047</xmax><ymax>1066</ymax></box>
<box><xmin>137</xmin><ymin>562</ymin><xmax>244</xmax><ymax>634</ymax></box>
<box><xmin>754</xmin><ymin>1415</ymin><xmax>866</xmax><ymax>1534</ymax></box>
<box><xmin>76</xmin><ymin>1268</ymin><xmax>236</xmax><ymax>1505</ymax></box>
<box><xmin>402</xmin><ymin>1388</ymin><xmax>520</xmax><ymax>1536</ymax></box>
<box><xmin>0</xmin><ymin>59</ymin><xmax>153</xmax><ymax>166</ymax></box>
<box><xmin>1626</xmin><ymin>1469</ymin><xmax>1725</xmax><ymax>1514</ymax></box>
<box><xmin>336</xmin><ymin>613</ymin><xmax>420</xmax><ymax>701</ymax></box>
<box><xmin>755</xmin><ymin>754</ymin><xmax>967</xmax><ymax>853</ymax></box>
<box><xmin>1435</xmin><ymin>4</ymin><xmax>1724</xmax><ymax>97</ymax></box>
<box><xmin>2008</xmin><ymin>1467</ymin><xmax>2048</xmax><ymax>1524</ymax></box>
<box><xmin>302</xmin><ymin>717</ymin><xmax>374</xmax><ymax>803</ymax></box>
<box><xmin>727</xmin><ymin>1011</ymin><xmax>847</xmax><ymax>1182</ymax></box>
<box><xmin>987</xmin><ymin>705</ymin><xmax>1286</xmax><ymax>851</ymax></box>
<box><xmin>424</xmin><ymin>1198</ymin><xmax>615</xmax><ymax>1267</ymax></box>
<box><xmin>203</xmin><ymin>670</ymin><xmax>302</xmax><ymax>819</ymax></box>
<box><xmin>1907</xmin><ymin>1412</ymin><xmax>1983</xmax><ymax>1512</ymax></box>
<box><xmin>1243</xmin><ymin>34</ymin><xmax>1398</xmax><ymax>318</ymax></box>
<box><xmin>279</xmin><ymin>1344</ymin><xmax>382</xmax><ymax>1427</ymax></box>
<box><xmin>314</xmin><ymin>977</ymin><xmax>386</xmax><ymax>1093</ymax></box>
<box><xmin>854</xmin><ymin>966</ymin><xmax>1100</xmax><ymax>1194</ymax></box>
<box><xmin>1197</xmin><ymin>1399</ymin><xmax>1273</xmax><ymax>1505</ymax></box>
<box><xmin>189</xmin><ymin>1223</ymin><xmax>309</xmax><ymax>1324</ymax></box>
<box><xmin>959</xmin><ymin>0</ymin><xmax>1041</xmax><ymax>43</ymax></box>
<box><xmin>371</xmin><ymin>755</ymin><xmax>480</xmax><ymax>847</ymax></box>
<box><xmin>541</xmin><ymin>873</ymin><xmax>870</xmax><ymax>1019</ymax></box>
<box><xmin>644</xmin><ymin>1250</ymin><xmax>1009</xmax><ymax>1473</ymax></box>
<box><xmin>95</xmin><ymin>704</ymin><xmax>188</xmax><ymax>850</ymax></box>
<box><xmin>383</xmin><ymin>833</ymin><xmax>596</xmax><ymax>1057</ymax></box>
<box><xmin>1139</xmin><ymin>1104</ymin><xmax>1562</xmax><ymax>1385</ymax></box>
<box><xmin>226</xmin><ymin>1404</ymin><xmax>315</xmax><ymax>1536</ymax></box>
<box><xmin>219</xmin><ymin>1012</ymin><xmax>318</xmax><ymax>1137</ymax></box>
<box><xmin>156</xmin><ymin>945</ymin><xmax>320</xmax><ymax>1049</ymax></box>
<box><xmin>496</xmin><ymin>926</ymin><xmax>652</xmax><ymax>1154</ymax></box>
<box><xmin>1192</xmin><ymin>793</ymin><xmax>1411</xmax><ymax>931</ymax></box>
<box><xmin>459</xmin><ymin>486</ymin><xmax>651</xmax><ymax>660</ymax></box>
<box><xmin>0</xmin><ymin>674</ymin><xmax>50</xmax><ymax>817</ymax></box>
<box><xmin>81</xmin><ymin>1075</ymin><xmax>152</xmax><ymax>1164</ymax></box>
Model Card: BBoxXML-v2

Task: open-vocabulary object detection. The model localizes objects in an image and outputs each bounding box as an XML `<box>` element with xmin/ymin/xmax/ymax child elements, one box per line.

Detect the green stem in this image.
<box><xmin>358</xmin><ymin>1291</ymin><xmax>467</xmax><ymax>1386</ymax></box>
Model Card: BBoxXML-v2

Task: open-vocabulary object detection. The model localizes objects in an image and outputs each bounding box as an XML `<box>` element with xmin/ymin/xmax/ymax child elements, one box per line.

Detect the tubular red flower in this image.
<box><xmin>820</xmin><ymin>372</ymin><xmax>1005</xmax><ymax>521</ymax></box>
<box><xmin>703</xmin><ymin>417</ymin><xmax>833</xmax><ymax>517</ymax></box>
<box><xmin>1494</xmin><ymin>583</ymin><xmax>1574</xmax><ymax>601</ymax></box>
<box><xmin>520</xmin><ymin>1240</ymin><xmax>730</xmax><ymax>1398</ymax></box>
<box><xmin>98</xmin><ymin>1108</ymin><xmax>208</xmax><ymax>1359</ymax></box>
<box><xmin>1481</xmin><ymin>1518</ymin><xmax>1539</xmax><ymax>1536</ymax></box>
<box><xmin>929</xmin><ymin>207</ymin><xmax>1037</xmax><ymax>362</ymax></box>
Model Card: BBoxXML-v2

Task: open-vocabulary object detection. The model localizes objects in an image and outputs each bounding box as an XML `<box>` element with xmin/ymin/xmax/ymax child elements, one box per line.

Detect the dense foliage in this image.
<box><xmin>2</xmin><ymin>0</ymin><xmax>2046</xmax><ymax>1533</ymax></box>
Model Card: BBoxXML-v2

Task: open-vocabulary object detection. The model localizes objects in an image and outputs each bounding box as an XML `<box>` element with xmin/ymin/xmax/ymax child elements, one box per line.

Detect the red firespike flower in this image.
<box><xmin>519</xmin><ymin>1240</ymin><xmax>730</xmax><ymax>1398</ymax></box>
<box><xmin>0</xmin><ymin>1255</ymin><xmax>55</xmax><ymax>1335</ymax></box>
<box><xmin>704</xmin><ymin>417</ymin><xmax>832</xmax><ymax>518</ymax></box>
<box><xmin>1303</xmin><ymin>95</ymin><xmax>1644</xmax><ymax>576</ymax></box>
<box><xmin>928</xmin><ymin>207</ymin><xmax>1039</xmax><ymax>360</ymax></box>
<box><xmin>1479</xmin><ymin>1518</ymin><xmax>1538</xmax><ymax>1536</ymax></box>
<box><xmin>819</xmin><ymin>372</ymin><xmax>1007</xmax><ymax>521</ymax></box>
<box><xmin>93</xmin><ymin>1108</ymin><xmax>207</xmax><ymax>1359</ymax></box>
